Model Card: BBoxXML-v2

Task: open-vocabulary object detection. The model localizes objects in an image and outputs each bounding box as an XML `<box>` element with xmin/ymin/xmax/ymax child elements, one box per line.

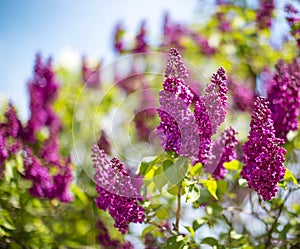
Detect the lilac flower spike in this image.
<box><xmin>205</xmin><ymin>127</ymin><xmax>238</xmax><ymax>180</ymax></box>
<box><xmin>267</xmin><ymin>59</ymin><xmax>300</xmax><ymax>140</ymax></box>
<box><xmin>241</xmin><ymin>96</ymin><xmax>286</xmax><ymax>201</ymax></box>
<box><xmin>92</xmin><ymin>144</ymin><xmax>145</xmax><ymax>234</ymax></box>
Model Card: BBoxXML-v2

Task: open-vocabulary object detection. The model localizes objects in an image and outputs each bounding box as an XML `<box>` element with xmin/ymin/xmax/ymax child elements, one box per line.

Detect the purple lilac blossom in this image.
<box><xmin>92</xmin><ymin>144</ymin><xmax>145</xmax><ymax>234</ymax></box>
<box><xmin>157</xmin><ymin>48</ymin><xmax>199</xmax><ymax>161</ymax></box>
<box><xmin>133</xmin><ymin>21</ymin><xmax>148</xmax><ymax>53</ymax></box>
<box><xmin>81</xmin><ymin>57</ymin><xmax>101</xmax><ymax>88</ymax></box>
<box><xmin>97</xmin><ymin>130</ymin><xmax>111</xmax><ymax>155</ymax></box>
<box><xmin>256</xmin><ymin>0</ymin><xmax>275</xmax><ymax>29</ymax></box>
<box><xmin>285</xmin><ymin>3</ymin><xmax>300</xmax><ymax>48</ymax></box>
<box><xmin>157</xmin><ymin>49</ymin><xmax>229</xmax><ymax>165</ymax></box>
<box><xmin>114</xmin><ymin>23</ymin><xmax>125</xmax><ymax>53</ymax></box>
<box><xmin>97</xmin><ymin>220</ymin><xmax>134</xmax><ymax>249</ymax></box>
<box><xmin>227</xmin><ymin>78</ymin><xmax>255</xmax><ymax>112</ymax></box>
<box><xmin>241</xmin><ymin>96</ymin><xmax>286</xmax><ymax>201</ymax></box>
<box><xmin>205</xmin><ymin>127</ymin><xmax>238</xmax><ymax>180</ymax></box>
<box><xmin>202</xmin><ymin>67</ymin><xmax>228</xmax><ymax>135</ymax></box>
<box><xmin>267</xmin><ymin>59</ymin><xmax>300</xmax><ymax>140</ymax></box>
<box><xmin>24</xmin><ymin>54</ymin><xmax>61</xmax><ymax>142</ymax></box>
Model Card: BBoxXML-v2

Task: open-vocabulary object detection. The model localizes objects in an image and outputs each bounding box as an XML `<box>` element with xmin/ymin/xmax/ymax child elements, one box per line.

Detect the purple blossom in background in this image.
<box><xmin>0</xmin><ymin>131</ymin><xmax>9</xmax><ymax>179</ymax></box>
<box><xmin>97</xmin><ymin>130</ymin><xmax>111</xmax><ymax>155</ymax></box>
<box><xmin>241</xmin><ymin>96</ymin><xmax>286</xmax><ymax>201</ymax></box>
<box><xmin>205</xmin><ymin>127</ymin><xmax>238</xmax><ymax>180</ymax></box>
<box><xmin>285</xmin><ymin>3</ymin><xmax>300</xmax><ymax>48</ymax></box>
<box><xmin>23</xmin><ymin>148</ymin><xmax>53</xmax><ymax>199</ymax></box>
<box><xmin>114</xmin><ymin>23</ymin><xmax>125</xmax><ymax>53</ymax></box>
<box><xmin>216</xmin><ymin>11</ymin><xmax>231</xmax><ymax>32</ymax></box>
<box><xmin>81</xmin><ymin>57</ymin><xmax>101</xmax><ymax>88</ymax></box>
<box><xmin>162</xmin><ymin>13</ymin><xmax>188</xmax><ymax>50</ymax></box>
<box><xmin>267</xmin><ymin>59</ymin><xmax>300</xmax><ymax>140</ymax></box>
<box><xmin>227</xmin><ymin>78</ymin><xmax>255</xmax><ymax>112</ymax></box>
<box><xmin>190</xmin><ymin>33</ymin><xmax>216</xmax><ymax>55</ymax></box>
<box><xmin>24</xmin><ymin>54</ymin><xmax>61</xmax><ymax>142</ymax></box>
<box><xmin>133</xmin><ymin>21</ymin><xmax>148</xmax><ymax>53</ymax></box>
<box><xmin>97</xmin><ymin>220</ymin><xmax>134</xmax><ymax>249</ymax></box>
<box><xmin>92</xmin><ymin>144</ymin><xmax>145</xmax><ymax>234</ymax></box>
<box><xmin>256</xmin><ymin>0</ymin><xmax>275</xmax><ymax>29</ymax></box>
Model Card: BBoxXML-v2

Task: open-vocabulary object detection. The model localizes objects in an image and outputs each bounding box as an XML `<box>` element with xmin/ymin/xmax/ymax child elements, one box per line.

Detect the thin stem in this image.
<box><xmin>265</xmin><ymin>190</ymin><xmax>292</xmax><ymax>248</ymax></box>
<box><xmin>174</xmin><ymin>185</ymin><xmax>182</xmax><ymax>233</ymax></box>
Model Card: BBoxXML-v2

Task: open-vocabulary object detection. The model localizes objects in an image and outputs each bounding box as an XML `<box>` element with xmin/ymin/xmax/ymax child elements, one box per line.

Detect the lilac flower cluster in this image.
<box><xmin>205</xmin><ymin>127</ymin><xmax>238</xmax><ymax>180</ymax></box>
<box><xmin>216</xmin><ymin>11</ymin><xmax>231</xmax><ymax>33</ymax></box>
<box><xmin>0</xmin><ymin>55</ymin><xmax>73</xmax><ymax>202</ymax></box>
<box><xmin>24</xmin><ymin>54</ymin><xmax>61</xmax><ymax>142</ymax></box>
<box><xmin>285</xmin><ymin>3</ymin><xmax>300</xmax><ymax>48</ymax></box>
<box><xmin>241</xmin><ymin>96</ymin><xmax>286</xmax><ymax>201</ymax></box>
<box><xmin>97</xmin><ymin>220</ymin><xmax>134</xmax><ymax>249</ymax></box>
<box><xmin>267</xmin><ymin>59</ymin><xmax>300</xmax><ymax>140</ymax></box>
<box><xmin>133</xmin><ymin>21</ymin><xmax>148</xmax><ymax>53</ymax></box>
<box><xmin>227</xmin><ymin>78</ymin><xmax>255</xmax><ymax>112</ymax></box>
<box><xmin>162</xmin><ymin>14</ymin><xmax>216</xmax><ymax>55</ymax></box>
<box><xmin>92</xmin><ymin>144</ymin><xmax>145</xmax><ymax>234</ymax></box>
<box><xmin>157</xmin><ymin>48</ymin><xmax>229</xmax><ymax>165</ymax></box>
<box><xmin>81</xmin><ymin>57</ymin><xmax>101</xmax><ymax>88</ymax></box>
<box><xmin>113</xmin><ymin>21</ymin><xmax>148</xmax><ymax>54</ymax></box>
<box><xmin>256</xmin><ymin>0</ymin><xmax>275</xmax><ymax>29</ymax></box>
<box><xmin>97</xmin><ymin>130</ymin><xmax>111</xmax><ymax>155</ymax></box>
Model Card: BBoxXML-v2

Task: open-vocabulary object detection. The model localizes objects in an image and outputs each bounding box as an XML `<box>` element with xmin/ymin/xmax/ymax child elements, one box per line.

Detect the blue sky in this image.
<box><xmin>0</xmin><ymin>0</ymin><xmax>200</xmax><ymax>118</ymax></box>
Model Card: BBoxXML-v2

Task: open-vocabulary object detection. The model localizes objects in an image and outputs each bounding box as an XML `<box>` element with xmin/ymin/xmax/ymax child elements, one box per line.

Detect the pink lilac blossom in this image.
<box><xmin>267</xmin><ymin>59</ymin><xmax>300</xmax><ymax>140</ymax></box>
<box><xmin>256</xmin><ymin>0</ymin><xmax>275</xmax><ymax>29</ymax></box>
<box><xmin>92</xmin><ymin>144</ymin><xmax>145</xmax><ymax>234</ymax></box>
<box><xmin>241</xmin><ymin>96</ymin><xmax>286</xmax><ymax>201</ymax></box>
<box><xmin>81</xmin><ymin>57</ymin><xmax>101</xmax><ymax>88</ymax></box>
<box><xmin>205</xmin><ymin>127</ymin><xmax>238</xmax><ymax>180</ymax></box>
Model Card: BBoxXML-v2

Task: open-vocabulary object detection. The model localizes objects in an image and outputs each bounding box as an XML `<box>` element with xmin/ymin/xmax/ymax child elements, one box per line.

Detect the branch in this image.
<box><xmin>174</xmin><ymin>185</ymin><xmax>182</xmax><ymax>233</ymax></box>
<box><xmin>265</xmin><ymin>190</ymin><xmax>292</xmax><ymax>248</ymax></box>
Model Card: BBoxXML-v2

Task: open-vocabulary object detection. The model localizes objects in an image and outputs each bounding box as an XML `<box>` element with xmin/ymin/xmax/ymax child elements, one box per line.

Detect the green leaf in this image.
<box><xmin>200</xmin><ymin>179</ymin><xmax>218</xmax><ymax>200</ymax></box>
<box><xmin>189</xmin><ymin>163</ymin><xmax>202</xmax><ymax>176</ymax></box>
<box><xmin>224</xmin><ymin>160</ymin><xmax>241</xmax><ymax>171</ymax></box>
<box><xmin>185</xmin><ymin>184</ymin><xmax>200</xmax><ymax>203</ymax></box>
<box><xmin>192</xmin><ymin>218</ymin><xmax>207</xmax><ymax>231</ymax></box>
<box><xmin>142</xmin><ymin>225</ymin><xmax>156</xmax><ymax>237</ymax></box>
<box><xmin>165</xmin><ymin>235</ymin><xmax>189</xmax><ymax>249</ymax></box>
<box><xmin>201</xmin><ymin>237</ymin><xmax>219</xmax><ymax>247</ymax></box>
<box><xmin>163</xmin><ymin>157</ymin><xmax>187</xmax><ymax>185</ymax></box>
<box><xmin>184</xmin><ymin>226</ymin><xmax>195</xmax><ymax>239</ymax></box>
<box><xmin>156</xmin><ymin>207</ymin><xmax>169</xmax><ymax>219</ymax></box>
<box><xmin>284</xmin><ymin>168</ymin><xmax>299</xmax><ymax>186</ymax></box>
